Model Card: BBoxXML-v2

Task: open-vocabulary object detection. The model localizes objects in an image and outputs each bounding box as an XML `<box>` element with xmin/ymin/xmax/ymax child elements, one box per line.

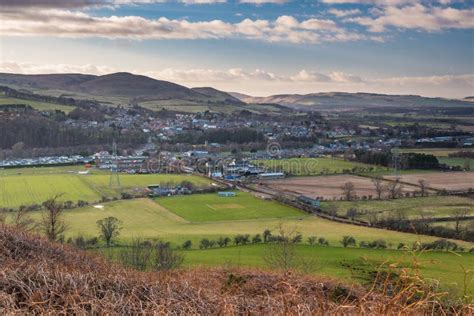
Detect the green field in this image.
<box><xmin>0</xmin><ymin>94</ymin><xmax>75</xmax><ymax>113</ymax></box>
<box><xmin>439</xmin><ymin>157</ymin><xmax>473</xmax><ymax>169</ymax></box>
<box><xmin>155</xmin><ymin>191</ymin><xmax>301</xmax><ymax>222</ymax></box>
<box><xmin>254</xmin><ymin>158</ymin><xmax>389</xmax><ymax>176</ymax></box>
<box><xmin>0</xmin><ymin>166</ymin><xmax>215</xmax><ymax>208</ymax></box>
<box><xmin>9</xmin><ymin>193</ymin><xmax>474</xmax><ymax>294</ymax></box>
<box><xmin>321</xmin><ymin>196</ymin><xmax>474</xmax><ymax>220</ymax></box>
<box><xmin>181</xmin><ymin>244</ymin><xmax>474</xmax><ymax>293</ymax></box>
<box><xmin>18</xmin><ymin>197</ymin><xmax>473</xmax><ymax>250</ymax></box>
<box><xmin>400</xmin><ymin>148</ymin><xmax>474</xmax><ymax>157</ymax></box>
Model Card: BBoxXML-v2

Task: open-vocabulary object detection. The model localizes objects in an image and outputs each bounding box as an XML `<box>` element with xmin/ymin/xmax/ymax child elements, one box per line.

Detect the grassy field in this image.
<box><xmin>400</xmin><ymin>148</ymin><xmax>474</xmax><ymax>157</ymax></box>
<box><xmin>181</xmin><ymin>244</ymin><xmax>474</xmax><ymax>293</ymax></box>
<box><xmin>321</xmin><ymin>196</ymin><xmax>474</xmax><ymax>220</ymax></box>
<box><xmin>10</xmin><ymin>194</ymin><xmax>474</xmax><ymax>294</ymax></box>
<box><xmin>439</xmin><ymin>157</ymin><xmax>473</xmax><ymax>169</ymax></box>
<box><xmin>18</xmin><ymin>197</ymin><xmax>473</xmax><ymax>249</ymax></box>
<box><xmin>254</xmin><ymin>158</ymin><xmax>388</xmax><ymax>176</ymax></box>
<box><xmin>0</xmin><ymin>166</ymin><xmax>215</xmax><ymax>208</ymax></box>
<box><xmin>0</xmin><ymin>94</ymin><xmax>75</xmax><ymax>113</ymax></box>
<box><xmin>155</xmin><ymin>191</ymin><xmax>302</xmax><ymax>222</ymax></box>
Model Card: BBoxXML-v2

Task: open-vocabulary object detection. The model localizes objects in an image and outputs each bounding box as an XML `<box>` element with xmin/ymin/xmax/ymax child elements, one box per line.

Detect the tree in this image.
<box><xmin>307</xmin><ymin>236</ymin><xmax>317</xmax><ymax>245</ymax></box>
<box><xmin>346</xmin><ymin>208</ymin><xmax>358</xmax><ymax>221</ymax></box>
<box><xmin>263</xmin><ymin>229</ymin><xmax>272</xmax><ymax>243</ymax></box>
<box><xmin>153</xmin><ymin>241</ymin><xmax>184</xmax><ymax>271</ymax></box>
<box><xmin>119</xmin><ymin>238</ymin><xmax>153</xmax><ymax>271</ymax></box>
<box><xmin>182</xmin><ymin>240</ymin><xmax>192</xmax><ymax>250</ymax></box>
<box><xmin>340</xmin><ymin>235</ymin><xmax>356</xmax><ymax>248</ymax></box>
<box><xmin>418</xmin><ymin>179</ymin><xmax>428</xmax><ymax>197</ymax></box>
<box><xmin>387</xmin><ymin>180</ymin><xmax>403</xmax><ymax>199</ymax></box>
<box><xmin>372</xmin><ymin>177</ymin><xmax>385</xmax><ymax>199</ymax></box>
<box><xmin>200</xmin><ymin>238</ymin><xmax>211</xmax><ymax>249</ymax></box>
<box><xmin>451</xmin><ymin>209</ymin><xmax>469</xmax><ymax>235</ymax></box>
<box><xmin>97</xmin><ymin>216</ymin><xmax>122</xmax><ymax>247</ymax></box>
<box><xmin>42</xmin><ymin>195</ymin><xmax>67</xmax><ymax>241</ymax></box>
<box><xmin>341</xmin><ymin>182</ymin><xmax>356</xmax><ymax>200</ymax></box>
<box><xmin>13</xmin><ymin>206</ymin><xmax>37</xmax><ymax>231</ymax></box>
<box><xmin>252</xmin><ymin>234</ymin><xmax>262</xmax><ymax>244</ymax></box>
<box><xmin>263</xmin><ymin>225</ymin><xmax>316</xmax><ymax>272</ymax></box>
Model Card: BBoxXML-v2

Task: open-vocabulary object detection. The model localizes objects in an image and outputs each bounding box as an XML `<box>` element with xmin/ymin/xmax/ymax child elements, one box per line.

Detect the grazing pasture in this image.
<box><xmin>254</xmin><ymin>158</ymin><xmax>388</xmax><ymax>176</ymax></box>
<box><xmin>182</xmin><ymin>244</ymin><xmax>474</xmax><ymax>293</ymax></box>
<box><xmin>0</xmin><ymin>166</ymin><xmax>215</xmax><ymax>208</ymax></box>
<box><xmin>0</xmin><ymin>94</ymin><xmax>75</xmax><ymax>113</ymax></box>
<box><xmin>321</xmin><ymin>196</ymin><xmax>474</xmax><ymax>220</ymax></box>
<box><xmin>18</xmin><ymin>198</ymin><xmax>473</xmax><ymax>249</ymax></box>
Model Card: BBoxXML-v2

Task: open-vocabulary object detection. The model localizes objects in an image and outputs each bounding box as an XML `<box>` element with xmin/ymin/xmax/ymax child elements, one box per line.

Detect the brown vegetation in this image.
<box><xmin>0</xmin><ymin>225</ymin><xmax>472</xmax><ymax>314</ymax></box>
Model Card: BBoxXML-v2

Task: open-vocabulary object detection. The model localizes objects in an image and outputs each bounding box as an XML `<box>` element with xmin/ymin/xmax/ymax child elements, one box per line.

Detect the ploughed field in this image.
<box><xmin>260</xmin><ymin>175</ymin><xmax>422</xmax><ymax>200</ymax></box>
<box><xmin>384</xmin><ymin>172</ymin><xmax>474</xmax><ymax>192</ymax></box>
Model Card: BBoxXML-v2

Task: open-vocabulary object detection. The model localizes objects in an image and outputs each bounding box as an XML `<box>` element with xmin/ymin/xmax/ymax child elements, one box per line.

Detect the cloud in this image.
<box><xmin>0</xmin><ymin>9</ymin><xmax>375</xmax><ymax>44</ymax></box>
<box><xmin>347</xmin><ymin>4</ymin><xmax>474</xmax><ymax>32</ymax></box>
<box><xmin>329</xmin><ymin>9</ymin><xmax>362</xmax><ymax>17</ymax></box>
<box><xmin>0</xmin><ymin>61</ymin><xmax>115</xmax><ymax>75</ymax></box>
<box><xmin>1</xmin><ymin>61</ymin><xmax>472</xmax><ymax>98</ymax></box>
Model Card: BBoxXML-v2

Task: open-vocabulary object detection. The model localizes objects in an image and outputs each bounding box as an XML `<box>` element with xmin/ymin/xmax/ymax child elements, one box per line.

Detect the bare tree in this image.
<box><xmin>418</xmin><ymin>179</ymin><xmax>428</xmax><ymax>197</ymax></box>
<box><xmin>153</xmin><ymin>241</ymin><xmax>184</xmax><ymax>271</ymax></box>
<box><xmin>97</xmin><ymin>216</ymin><xmax>123</xmax><ymax>247</ymax></box>
<box><xmin>119</xmin><ymin>238</ymin><xmax>153</xmax><ymax>271</ymax></box>
<box><xmin>341</xmin><ymin>181</ymin><xmax>356</xmax><ymax>201</ymax></box>
<box><xmin>263</xmin><ymin>225</ymin><xmax>317</xmax><ymax>273</ymax></box>
<box><xmin>372</xmin><ymin>177</ymin><xmax>385</xmax><ymax>199</ymax></box>
<box><xmin>387</xmin><ymin>180</ymin><xmax>403</xmax><ymax>199</ymax></box>
<box><xmin>13</xmin><ymin>206</ymin><xmax>37</xmax><ymax>231</ymax></box>
<box><xmin>42</xmin><ymin>195</ymin><xmax>67</xmax><ymax>241</ymax></box>
<box><xmin>451</xmin><ymin>209</ymin><xmax>469</xmax><ymax>235</ymax></box>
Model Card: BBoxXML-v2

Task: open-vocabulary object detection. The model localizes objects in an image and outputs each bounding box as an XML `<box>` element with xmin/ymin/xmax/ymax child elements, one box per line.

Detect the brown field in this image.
<box><xmin>385</xmin><ymin>172</ymin><xmax>474</xmax><ymax>192</ymax></box>
<box><xmin>261</xmin><ymin>175</ymin><xmax>420</xmax><ymax>200</ymax></box>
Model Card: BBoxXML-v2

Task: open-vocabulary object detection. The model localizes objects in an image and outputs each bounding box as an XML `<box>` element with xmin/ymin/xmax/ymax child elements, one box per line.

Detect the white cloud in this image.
<box><xmin>0</xmin><ymin>61</ymin><xmax>115</xmax><ymax>75</ymax></box>
<box><xmin>0</xmin><ymin>9</ymin><xmax>374</xmax><ymax>44</ymax></box>
<box><xmin>329</xmin><ymin>9</ymin><xmax>362</xmax><ymax>17</ymax></box>
<box><xmin>348</xmin><ymin>4</ymin><xmax>474</xmax><ymax>32</ymax></box>
<box><xmin>2</xmin><ymin>61</ymin><xmax>472</xmax><ymax>98</ymax></box>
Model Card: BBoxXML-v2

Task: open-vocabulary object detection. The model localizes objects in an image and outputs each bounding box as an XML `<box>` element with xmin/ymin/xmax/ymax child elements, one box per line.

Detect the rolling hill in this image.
<box><xmin>233</xmin><ymin>92</ymin><xmax>473</xmax><ymax>111</ymax></box>
<box><xmin>0</xmin><ymin>72</ymin><xmax>242</xmax><ymax>108</ymax></box>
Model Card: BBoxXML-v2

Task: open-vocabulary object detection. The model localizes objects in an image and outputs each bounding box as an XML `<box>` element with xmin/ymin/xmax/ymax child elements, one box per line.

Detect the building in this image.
<box><xmin>95</xmin><ymin>155</ymin><xmax>148</xmax><ymax>172</ymax></box>
<box><xmin>257</xmin><ymin>172</ymin><xmax>285</xmax><ymax>180</ymax></box>
<box><xmin>218</xmin><ymin>191</ymin><xmax>236</xmax><ymax>197</ymax></box>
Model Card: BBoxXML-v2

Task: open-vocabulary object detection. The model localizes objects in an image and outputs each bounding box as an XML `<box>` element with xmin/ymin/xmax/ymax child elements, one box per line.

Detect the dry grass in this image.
<box><xmin>0</xmin><ymin>225</ymin><xmax>472</xmax><ymax>314</ymax></box>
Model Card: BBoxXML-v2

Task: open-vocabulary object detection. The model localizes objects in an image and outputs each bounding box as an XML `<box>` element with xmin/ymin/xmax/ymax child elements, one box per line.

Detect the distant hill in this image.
<box><xmin>0</xmin><ymin>72</ymin><xmax>243</xmax><ymax>108</ymax></box>
<box><xmin>238</xmin><ymin>92</ymin><xmax>473</xmax><ymax>111</ymax></box>
<box><xmin>191</xmin><ymin>87</ymin><xmax>244</xmax><ymax>104</ymax></box>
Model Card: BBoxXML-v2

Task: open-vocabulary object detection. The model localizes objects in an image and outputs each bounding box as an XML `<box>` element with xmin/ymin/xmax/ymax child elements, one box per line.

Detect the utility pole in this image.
<box><xmin>109</xmin><ymin>139</ymin><xmax>121</xmax><ymax>187</ymax></box>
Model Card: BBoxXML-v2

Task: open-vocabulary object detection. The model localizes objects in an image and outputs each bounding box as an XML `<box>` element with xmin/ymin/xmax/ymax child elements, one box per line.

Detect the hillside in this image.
<box><xmin>0</xmin><ymin>72</ymin><xmax>242</xmax><ymax>108</ymax></box>
<box><xmin>1</xmin><ymin>225</ymin><xmax>469</xmax><ymax>314</ymax></box>
<box><xmin>191</xmin><ymin>87</ymin><xmax>244</xmax><ymax>104</ymax></box>
<box><xmin>237</xmin><ymin>92</ymin><xmax>473</xmax><ymax>111</ymax></box>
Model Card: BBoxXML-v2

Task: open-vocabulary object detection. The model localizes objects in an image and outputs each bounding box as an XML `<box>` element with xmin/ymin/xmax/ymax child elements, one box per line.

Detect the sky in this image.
<box><xmin>0</xmin><ymin>0</ymin><xmax>473</xmax><ymax>98</ymax></box>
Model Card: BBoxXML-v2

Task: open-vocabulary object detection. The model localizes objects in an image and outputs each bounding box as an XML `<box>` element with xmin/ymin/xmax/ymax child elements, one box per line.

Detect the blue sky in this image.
<box><xmin>0</xmin><ymin>0</ymin><xmax>473</xmax><ymax>97</ymax></box>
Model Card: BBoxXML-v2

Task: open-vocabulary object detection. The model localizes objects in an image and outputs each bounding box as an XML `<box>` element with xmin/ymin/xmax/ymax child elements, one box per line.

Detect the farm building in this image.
<box><xmin>258</xmin><ymin>172</ymin><xmax>285</xmax><ymax>180</ymax></box>
<box><xmin>297</xmin><ymin>195</ymin><xmax>321</xmax><ymax>208</ymax></box>
<box><xmin>218</xmin><ymin>191</ymin><xmax>236</xmax><ymax>197</ymax></box>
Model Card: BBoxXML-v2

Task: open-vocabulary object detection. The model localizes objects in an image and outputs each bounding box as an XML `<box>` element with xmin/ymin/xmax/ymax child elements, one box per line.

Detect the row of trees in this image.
<box><xmin>340</xmin><ymin>177</ymin><xmax>430</xmax><ymax>202</ymax></box>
